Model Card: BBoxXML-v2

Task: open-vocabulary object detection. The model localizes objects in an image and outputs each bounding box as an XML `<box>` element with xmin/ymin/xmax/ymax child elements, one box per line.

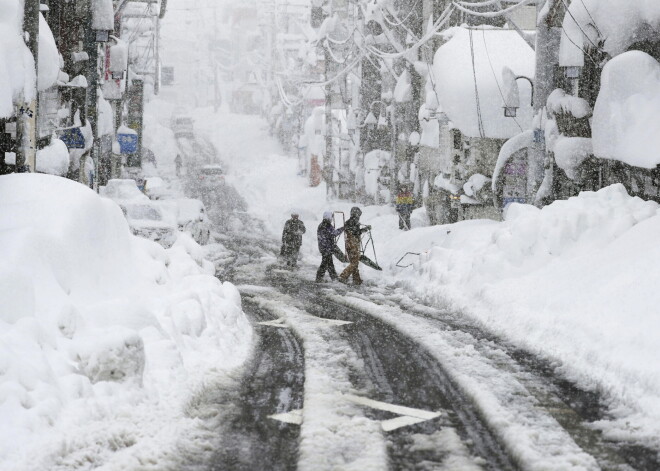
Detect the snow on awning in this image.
<box><xmin>432</xmin><ymin>27</ymin><xmax>535</xmax><ymax>140</ymax></box>
<box><xmin>92</xmin><ymin>0</ymin><xmax>115</xmax><ymax>31</ymax></box>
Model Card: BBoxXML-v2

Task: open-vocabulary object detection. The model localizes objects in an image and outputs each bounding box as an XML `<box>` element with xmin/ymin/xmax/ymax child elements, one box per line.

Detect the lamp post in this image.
<box><xmin>502</xmin><ymin>76</ymin><xmax>534</xmax><ymax>119</ymax></box>
<box><xmin>16</xmin><ymin>0</ymin><xmax>40</xmax><ymax>173</ymax></box>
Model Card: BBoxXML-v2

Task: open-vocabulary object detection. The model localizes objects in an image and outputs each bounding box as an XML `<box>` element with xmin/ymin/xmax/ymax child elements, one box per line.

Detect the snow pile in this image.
<box><xmin>0</xmin><ymin>174</ymin><xmax>252</xmax><ymax>468</ymax></box>
<box><xmin>0</xmin><ymin>6</ymin><xmax>60</xmax><ymax>117</ymax></box>
<box><xmin>553</xmin><ymin>136</ymin><xmax>592</xmax><ymax>179</ymax></box>
<box><xmin>393</xmin><ymin>69</ymin><xmax>412</xmax><ymax>103</ymax></box>
<box><xmin>592</xmin><ymin>51</ymin><xmax>660</xmax><ymax>169</ymax></box>
<box><xmin>35</xmin><ymin>137</ymin><xmax>70</xmax><ymax>175</ymax></box>
<box><xmin>0</xmin><ymin>1</ymin><xmax>36</xmax><ymax>116</ymax></box>
<box><xmin>92</xmin><ymin>0</ymin><xmax>115</xmax><ymax>31</ymax></box>
<box><xmin>433</xmin><ymin>27</ymin><xmax>535</xmax><ymax>139</ymax></box>
<box><xmin>384</xmin><ymin>184</ymin><xmax>660</xmax><ymax>447</ymax></box>
<box><xmin>37</xmin><ymin>12</ymin><xmax>60</xmax><ymax>91</ymax></box>
<box><xmin>560</xmin><ymin>0</ymin><xmax>660</xmax><ymax>63</ymax></box>
<box><xmin>546</xmin><ymin>88</ymin><xmax>591</xmax><ymax>119</ymax></box>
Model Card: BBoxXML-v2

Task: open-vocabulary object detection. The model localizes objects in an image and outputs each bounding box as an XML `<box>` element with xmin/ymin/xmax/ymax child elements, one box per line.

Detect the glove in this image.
<box><xmin>366</xmin><ymin>225</ymin><xmax>372</xmax><ymax>230</ymax></box>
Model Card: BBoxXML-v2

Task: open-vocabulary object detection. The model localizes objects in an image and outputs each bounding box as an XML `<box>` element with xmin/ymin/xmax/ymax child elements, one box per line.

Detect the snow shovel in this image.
<box><xmin>333</xmin><ymin>245</ymin><xmax>348</xmax><ymax>263</ymax></box>
<box><xmin>360</xmin><ymin>227</ymin><xmax>382</xmax><ymax>271</ymax></box>
<box><xmin>332</xmin><ymin>211</ymin><xmax>347</xmax><ymax>263</ymax></box>
<box><xmin>397</xmin><ymin>212</ymin><xmax>410</xmax><ymax>231</ymax></box>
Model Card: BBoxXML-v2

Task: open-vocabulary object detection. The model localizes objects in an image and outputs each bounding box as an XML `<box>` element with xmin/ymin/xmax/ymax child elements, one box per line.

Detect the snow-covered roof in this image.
<box><xmin>432</xmin><ymin>27</ymin><xmax>535</xmax><ymax>139</ymax></box>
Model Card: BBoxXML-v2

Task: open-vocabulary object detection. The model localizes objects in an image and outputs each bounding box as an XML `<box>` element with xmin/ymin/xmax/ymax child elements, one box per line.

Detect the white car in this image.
<box><xmin>102</xmin><ymin>179</ymin><xmax>178</xmax><ymax>248</ymax></box>
<box><xmin>157</xmin><ymin>198</ymin><xmax>211</xmax><ymax>245</ymax></box>
<box><xmin>120</xmin><ymin>202</ymin><xmax>178</xmax><ymax>248</ymax></box>
<box><xmin>198</xmin><ymin>164</ymin><xmax>225</xmax><ymax>188</ymax></box>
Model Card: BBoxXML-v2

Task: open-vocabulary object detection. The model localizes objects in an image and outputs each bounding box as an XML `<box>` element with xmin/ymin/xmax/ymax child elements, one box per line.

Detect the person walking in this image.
<box><xmin>280</xmin><ymin>211</ymin><xmax>306</xmax><ymax>268</ymax></box>
<box><xmin>396</xmin><ymin>183</ymin><xmax>414</xmax><ymax>230</ymax></box>
<box><xmin>174</xmin><ymin>154</ymin><xmax>182</xmax><ymax>176</ymax></box>
<box><xmin>316</xmin><ymin>211</ymin><xmax>344</xmax><ymax>282</ymax></box>
<box><xmin>339</xmin><ymin>207</ymin><xmax>371</xmax><ymax>285</ymax></box>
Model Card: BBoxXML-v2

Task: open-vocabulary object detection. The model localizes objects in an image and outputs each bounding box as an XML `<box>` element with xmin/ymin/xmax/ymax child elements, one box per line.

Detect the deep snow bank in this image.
<box><xmin>383</xmin><ymin>184</ymin><xmax>660</xmax><ymax>448</ymax></box>
<box><xmin>0</xmin><ymin>174</ymin><xmax>252</xmax><ymax>468</ymax></box>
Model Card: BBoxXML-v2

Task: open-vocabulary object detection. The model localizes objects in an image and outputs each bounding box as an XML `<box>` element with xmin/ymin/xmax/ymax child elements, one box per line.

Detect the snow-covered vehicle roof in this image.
<box><xmin>432</xmin><ymin>27</ymin><xmax>535</xmax><ymax>140</ymax></box>
<box><xmin>101</xmin><ymin>179</ymin><xmax>148</xmax><ymax>202</ymax></box>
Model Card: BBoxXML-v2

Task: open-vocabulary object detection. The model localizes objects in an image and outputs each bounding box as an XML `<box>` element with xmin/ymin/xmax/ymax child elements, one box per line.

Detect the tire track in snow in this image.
<box><xmin>327</xmin><ymin>293</ymin><xmax>601</xmax><ymax>471</ymax></box>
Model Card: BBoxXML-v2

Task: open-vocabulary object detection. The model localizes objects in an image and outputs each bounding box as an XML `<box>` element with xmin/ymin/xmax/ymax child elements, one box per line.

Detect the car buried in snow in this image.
<box><xmin>157</xmin><ymin>198</ymin><xmax>211</xmax><ymax>245</ymax></box>
<box><xmin>119</xmin><ymin>202</ymin><xmax>178</xmax><ymax>248</ymax></box>
<box><xmin>102</xmin><ymin>179</ymin><xmax>179</xmax><ymax>248</ymax></box>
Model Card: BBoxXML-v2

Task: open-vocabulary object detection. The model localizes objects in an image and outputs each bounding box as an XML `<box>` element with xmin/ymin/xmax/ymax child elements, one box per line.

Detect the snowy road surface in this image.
<box><xmin>192</xmin><ymin>188</ymin><xmax>646</xmax><ymax>470</ymax></box>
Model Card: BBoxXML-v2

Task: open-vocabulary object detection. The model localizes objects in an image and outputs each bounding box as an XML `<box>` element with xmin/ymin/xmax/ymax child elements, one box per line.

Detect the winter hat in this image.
<box><xmin>350</xmin><ymin>206</ymin><xmax>362</xmax><ymax>218</ymax></box>
<box><xmin>323</xmin><ymin>211</ymin><xmax>333</xmax><ymax>221</ymax></box>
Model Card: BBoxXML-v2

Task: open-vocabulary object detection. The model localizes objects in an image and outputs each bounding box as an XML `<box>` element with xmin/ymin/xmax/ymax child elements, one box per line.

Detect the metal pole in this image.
<box><xmin>325</xmin><ymin>45</ymin><xmax>333</xmax><ymax>199</ymax></box>
<box><xmin>16</xmin><ymin>0</ymin><xmax>40</xmax><ymax>173</ymax></box>
<box><xmin>528</xmin><ymin>2</ymin><xmax>561</xmax><ymax>204</ymax></box>
<box><xmin>85</xmin><ymin>7</ymin><xmax>101</xmax><ymax>186</ymax></box>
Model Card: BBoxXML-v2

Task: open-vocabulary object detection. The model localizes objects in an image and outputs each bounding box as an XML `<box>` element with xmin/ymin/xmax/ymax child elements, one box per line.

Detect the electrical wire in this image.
<box><xmin>480</xmin><ymin>29</ymin><xmax>523</xmax><ymax>132</ymax></box>
<box><xmin>577</xmin><ymin>0</ymin><xmax>603</xmax><ymax>38</ymax></box>
<box><xmin>558</xmin><ymin>0</ymin><xmax>601</xmax><ymax>51</ymax></box>
<box><xmin>381</xmin><ymin>0</ymin><xmax>421</xmax><ymax>28</ymax></box>
<box><xmin>468</xmin><ymin>29</ymin><xmax>486</xmax><ymax>138</ymax></box>
<box><xmin>365</xmin><ymin>4</ymin><xmax>455</xmax><ymax>60</ymax></box>
<box><xmin>452</xmin><ymin>0</ymin><xmax>534</xmax><ymax>18</ymax></box>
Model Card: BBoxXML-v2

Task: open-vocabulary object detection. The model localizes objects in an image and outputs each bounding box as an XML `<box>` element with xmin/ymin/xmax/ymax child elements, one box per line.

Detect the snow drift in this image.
<box><xmin>0</xmin><ymin>174</ymin><xmax>252</xmax><ymax>468</ymax></box>
<box><xmin>383</xmin><ymin>184</ymin><xmax>660</xmax><ymax>448</ymax></box>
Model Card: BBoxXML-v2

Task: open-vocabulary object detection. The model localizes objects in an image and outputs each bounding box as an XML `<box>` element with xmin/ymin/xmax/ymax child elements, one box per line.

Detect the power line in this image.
<box><xmin>468</xmin><ymin>29</ymin><xmax>486</xmax><ymax>138</ymax></box>
<box><xmin>558</xmin><ymin>0</ymin><xmax>601</xmax><ymax>52</ymax></box>
<box><xmin>481</xmin><ymin>29</ymin><xmax>523</xmax><ymax>132</ymax></box>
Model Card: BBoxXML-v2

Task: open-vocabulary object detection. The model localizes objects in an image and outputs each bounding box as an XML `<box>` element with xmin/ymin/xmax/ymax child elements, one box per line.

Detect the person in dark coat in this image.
<box><xmin>316</xmin><ymin>211</ymin><xmax>344</xmax><ymax>282</ymax></box>
<box><xmin>281</xmin><ymin>211</ymin><xmax>306</xmax><ymax>268</ymax></box>
<box><xmin>174</xmin><ymin>154</ymin><xmax>182</xmax><ymax>176</ymax></box>
<box><xmin>339</xmin><ymin>206</ymin><xmax>370</xmax><ymax>285</ymax></box>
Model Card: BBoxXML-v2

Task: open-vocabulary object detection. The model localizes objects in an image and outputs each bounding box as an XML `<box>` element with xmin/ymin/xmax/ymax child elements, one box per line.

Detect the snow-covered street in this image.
<box><xmin>3</xmin><ymin>0</ymin><xmax>660</xmax><ymax>469</ymax></box>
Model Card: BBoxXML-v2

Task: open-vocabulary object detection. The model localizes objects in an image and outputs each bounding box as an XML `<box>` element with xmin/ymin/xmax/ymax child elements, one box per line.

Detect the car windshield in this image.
<box><xmin>125</xmin><ymin>204</ymin><xmax>162</xmax><ymax>221</ymax></box>
<box><xmin>201</xmin><ymin>167</ymin><xmax>223</xmax><ymax>175</ymax></box>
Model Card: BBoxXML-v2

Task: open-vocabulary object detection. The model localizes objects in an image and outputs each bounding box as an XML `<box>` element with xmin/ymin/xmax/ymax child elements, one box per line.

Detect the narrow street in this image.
<box><xmin>186</xmin><ymin>173</ymin><xmax>659</xmax><ymax>471</ymax></box>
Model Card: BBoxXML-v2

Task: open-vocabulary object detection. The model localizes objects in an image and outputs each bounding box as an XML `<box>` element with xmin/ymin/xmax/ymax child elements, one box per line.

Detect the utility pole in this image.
<box><xmin>529</xmin><ymin>1</ymin><xmax>561</xmax><ymax>204</ymax></box>
<box><xmin>325</xmin><ymin>42</ymin><xmax>333</xmax><ymax>199</ymax></box>
<box><xmin>85</xmin><ymin>6</ymin><xmax>101</xmax><ymax>186</ymax></box>
<box><xmin>16</xmin><ymin>0</ymin><xmax>40</xmax><ymax>173</ymax></box>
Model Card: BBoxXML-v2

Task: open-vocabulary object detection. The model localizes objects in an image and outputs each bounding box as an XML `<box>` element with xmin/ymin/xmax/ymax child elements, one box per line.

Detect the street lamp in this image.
<box><xmin>501</xmin><ymin>70</ymin><xmax>534</xmax><ymax>118</ymax></box>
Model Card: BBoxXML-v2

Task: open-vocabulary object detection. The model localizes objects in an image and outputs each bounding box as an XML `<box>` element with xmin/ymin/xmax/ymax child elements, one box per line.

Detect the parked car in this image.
<box><xmin>157</xmin><ymin>198</ymin><xmax>211</xmax><ymax>245</ymax></box>
<box><xmin>102</xmin><ymin>179</ymin><xmax>178</xmax><ymax>248</ymax></box>
<box><xmin>120</xmin><ymin>202</ymin><xmax>178</xmax><ymax>248</ymax></box>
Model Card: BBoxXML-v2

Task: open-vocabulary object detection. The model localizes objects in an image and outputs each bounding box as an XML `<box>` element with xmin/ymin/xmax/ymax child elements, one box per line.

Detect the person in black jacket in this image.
<box><xmin>316</xmin><ymin>211</ymin><xmax>344</xmax><ymax>282</ymax></box>
<box><xmin>281</xmin><ymin>211</ymin><xmax>306</xmax><ymax>268</ymax></box>
<box><xmin>339</xmin><ymin>206</ymin><xmax>370</xmax><ymax>285</ymax></box>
